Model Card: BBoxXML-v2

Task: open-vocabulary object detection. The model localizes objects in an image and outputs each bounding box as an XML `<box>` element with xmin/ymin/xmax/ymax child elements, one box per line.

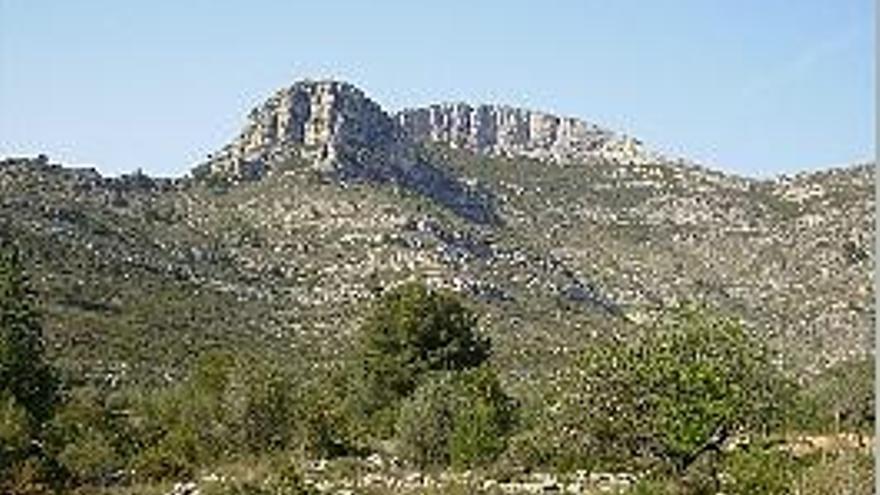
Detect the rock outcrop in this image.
<box><xmin>200</xmin><ymin>80</ymin><xmax>413</xmax><ymax>180</ymax></box>
<box><xmin>199</xmin><ymin>79</ymin><xmax>663</xmax><ymax>182</ymax></box>
<box><xmin>395</xmin><ymin>103</ymin><xmax>656</xmax><ymax>165</ymax></box>
<box><xmin>198</xmin><ymin>80</ymin><xmax>498</xmax><ymax>224</ymax></box>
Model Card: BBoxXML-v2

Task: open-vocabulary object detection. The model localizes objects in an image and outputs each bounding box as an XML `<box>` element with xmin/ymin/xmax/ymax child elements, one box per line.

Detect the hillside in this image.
<box><xmin>0</xmin><ymin>79</ymin><xmax>872</xmax><ymax>389</ymax></box>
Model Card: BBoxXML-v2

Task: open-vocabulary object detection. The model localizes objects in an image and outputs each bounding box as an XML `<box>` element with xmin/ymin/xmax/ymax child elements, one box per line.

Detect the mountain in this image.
<box><xmin>0</xmin><ymin>79</ymin><xmax>872</xmax><ymax>388</ymax></box>
<box><xmin>196</xmin><ymin>80</ymin><xmax>658</xmax><ymax>180</ymax></box>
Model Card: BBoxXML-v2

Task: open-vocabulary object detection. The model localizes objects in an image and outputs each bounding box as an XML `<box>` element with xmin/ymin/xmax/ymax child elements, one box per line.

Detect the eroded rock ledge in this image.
<box><xmin>199</xmin><ymin>79</ymin><xmax>660</xmax><ymax>181</ymax></box>
<box><xmin>396</xmin><ymin>103</ymin><xmax>653</xmax><ymax>165</ymax></box>
<box><xmin>202</xmin><ymin>80</ymin><xmax>414</xmax><ymax>180</ymax></box>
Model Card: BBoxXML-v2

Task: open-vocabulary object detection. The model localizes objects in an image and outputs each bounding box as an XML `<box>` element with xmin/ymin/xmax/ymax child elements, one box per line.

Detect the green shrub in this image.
<box><xmin>126</xmin><ymin>352</ymin><xmax>238</xmax><ymax>481</ymax></box>
<box><xmin>2</xmin><ymin>455</ymin><xmax>56</xmax><ymax>495</ymax></box>
<box><xmin>0</xmin><ymin>390</ymin><xmax>31</xmax><ymax>457</ymax></box>
<box><xmin>627</xmin><ymin>476</ymin><xmax>684</xmax><ymax>495</ymax></box>
<box><xmin>296</xmin><ymin>399</ymin><xmax>352</xmax><ymax>459</ymax></box>
<box><xmin>131</xmin><ymin>425</ymin><xmax>202</xmax><ymax>481</ymax></box>
<box><xmin>126</xmin><ymin>351</ymin><xmax>353</xmax><ymax>481</ymax></box>
<box><xmin>800</xmin><ymin>357</ymin><xmax>874</xmax><ymax>434</ymax></box>
<box><xmin>793</xmin><ymin>450</ymin><xmax>873</xmax><ymax>495</ymax></box>
<box><xmin>199</xmin><ymin>457</ymin><xmax>318</xmax><ymax>495</ymax></box>
<box><xmin>396</xmin><ymin>374</ymin><xmax>456</xmax><ymax>468</ymax></box>
<box><xmin>349</xmin><ymin>281</ymin><xmax>490</xmax><ymax>427</ymax></box>
<box><xmin>0</xmin><ymin>241</ymin><xmax>61</xmax><ymax>490</ymax></box>
<box><xmin>267</xmin><ymin>456</ymin><xmax>320</xmax><ymax>495</ymax></box>
<box><xmin>720</xmin><ymin>446</ymin><xmax>797</xmax><ymax>495</ymax></box>
<box><xmin>242</xmin><ymin>370</ymin><xmax>296</xmax><ymax>453</ymax></box>
<box><xmin>396</xmin><ymin>366</ymin><xmax>516</xmax><ymax>469</ymax></box>
<box><xmin>201</xmin><ymin>475</ymin><xmax>317</xmax><ymax>495</ymax></box>
<box><xmin>56</xmin><ymin>430</ymin><xmax>120</xmax><ymax>485</ymax></box>
<box><xmin>47</xmin><ymin>386</ymin><xmax>135</xmax><ymax>485</ymax></box>
<box><xmin>495</xmin><ymin>426</ymin><xmax>557</xmax><ymax>474</ymax></box>
<box><xmin>549</xmin><ymin>304</ymin><xmax>792</xmax><ymax>475</ymax></box>
<box><xmin>448</xmin><ymin>366</ymin><xmax>517</xmax><ymax>469</ymax></box>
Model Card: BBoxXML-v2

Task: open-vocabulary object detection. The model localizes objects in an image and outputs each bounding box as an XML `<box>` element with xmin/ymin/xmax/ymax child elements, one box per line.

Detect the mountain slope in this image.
<box><xmin>0</xmin><ymin>79</ymin><xmax>872</xmax><ymax>387</ymax></box>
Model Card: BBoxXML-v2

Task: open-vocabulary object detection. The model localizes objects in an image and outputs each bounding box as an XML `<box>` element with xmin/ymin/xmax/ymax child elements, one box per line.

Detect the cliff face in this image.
<box><xmin>202</xmin><ymin>80</ymin><xmax>413</xmax><ymax>179</ymax></box>
<box><xmin>200</xmin><ymin>80</ymin><xmax>663</xmax><ymax>182</ymax></box>
<box><xmin>199</xmin><ymin>80</ymin><xmax>500</xmax><ymax>223</ymax></box>
<box><xmin>395</xmin><ymin>103</ymin><xmax>654</xmax><ymax>165</ymax></box>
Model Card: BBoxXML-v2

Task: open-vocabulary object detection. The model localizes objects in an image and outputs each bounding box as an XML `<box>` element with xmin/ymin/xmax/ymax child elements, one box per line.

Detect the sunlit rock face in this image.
<box><xmin>395</xmin><ymin>103</ymin><xmax>653</xmax><ymax>165</ymax></box>
<box><xmin>202</xmin><ymin>80</ymin><xmax>413</xmax><ymax>180</ymax></box>
<box><xmin>198</xmin><ymin>80</ymin><xmax>498</xmax><ymax>223</ymax></box>
<box><xmin>201</xmin><ymin>80</ymin><xmax>663</xmax><ymax>183</ymax></box>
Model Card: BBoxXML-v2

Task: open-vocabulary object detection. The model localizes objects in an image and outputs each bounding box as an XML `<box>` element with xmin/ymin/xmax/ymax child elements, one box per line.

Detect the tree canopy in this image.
<box><xmin>0</xmin><ymin>240</ymin><xmax>59</xmax><ymax>488</ymax></box>
<box><xmin>552</xmin><ymin>304</ymin><xmax>791</xmax><ymax>475</ymax></box>
<box><xmin>349</xmin><ymin>281</ymin><xmax>491</xmax><ymax>425</ymax></box>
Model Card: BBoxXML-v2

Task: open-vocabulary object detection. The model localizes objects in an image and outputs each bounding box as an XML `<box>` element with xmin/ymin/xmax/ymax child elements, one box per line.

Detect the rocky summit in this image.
<box><xmin>0</xmin><ymin>78</ymin><xmax>872</xmax><ymax>386</ymax></box>
<box><xmin>200</xmin><ymin>80</ymin><xmax>414</xmax><ymax>180</ymax></box>
<box><xmin>198</xmin><ymin>79</ymin><xmax>659</xmax><ymax>182</ymax></box>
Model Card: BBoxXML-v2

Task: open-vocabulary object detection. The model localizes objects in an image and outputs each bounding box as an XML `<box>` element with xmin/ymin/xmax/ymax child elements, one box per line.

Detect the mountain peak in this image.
<box><xmin>200</xmin><ymin>78</ymin><xmax>410</xmax><ymax>180</ymax></box>
<box><xmin>198</xmin><ymin>79</ymin><xmax>667</xmax><ymax>182</ymax></box>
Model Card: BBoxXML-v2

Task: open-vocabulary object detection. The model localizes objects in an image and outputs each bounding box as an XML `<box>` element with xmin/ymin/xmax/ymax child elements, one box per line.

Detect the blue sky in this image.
<box><xmin>0</xmin><ymin>0</ymin><xmax>874</xmax><ymax>178</ymax></box>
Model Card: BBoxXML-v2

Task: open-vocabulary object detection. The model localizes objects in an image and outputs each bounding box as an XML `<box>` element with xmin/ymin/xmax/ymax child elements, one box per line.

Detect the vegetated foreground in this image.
<box><xmin>1</xmin><ymin>250</ymin><xmax>873</xmax><ymax>494</ymax></box>
<box><xmin>0</xmin><ymin>79</ymin><xmax>874</xmax><ymax>494</ymax></box>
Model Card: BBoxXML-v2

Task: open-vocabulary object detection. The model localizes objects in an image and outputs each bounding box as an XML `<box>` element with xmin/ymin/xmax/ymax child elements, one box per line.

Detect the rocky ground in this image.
<box><xmin>153</xmin><ymin>434</ymin><xmax>873</xmax><ymax>495</ymax></box>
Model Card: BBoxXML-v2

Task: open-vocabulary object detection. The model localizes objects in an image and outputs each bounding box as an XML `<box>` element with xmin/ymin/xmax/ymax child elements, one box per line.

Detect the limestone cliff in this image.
<box><xmin>198</xmin><ymin>80</ymin><xmax>499</xmax><ymax>223</ymax></box>
<box><xmin>201</xmin><ymin>80</ymin><xmax>413</xmax><ymax>180</ymax></box>
<box><xmin>199</xmin><ymin>80</ymin><xmax>663</xmax><ymax>182</ymax></box>
<box><xmin>395</xmin><ymin>103</ymin><xmax>656</xmax><ymax>165</ymax></box>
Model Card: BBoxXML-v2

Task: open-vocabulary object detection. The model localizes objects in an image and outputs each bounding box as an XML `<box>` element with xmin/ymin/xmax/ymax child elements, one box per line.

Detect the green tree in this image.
<box><xmin>0</xmin><ymin>242</ymin><xmax>58</xmax><ymax>427</ymax></box>
<box><xmin>553</xmin><ymin>305</ymin><xmax>790</xmax><ymax>478</ymax></box>
<box><xmin>0</xmin><ymin>240</ymin><xmax>59</xmax><ymax>488</ymax></box>
<box><xmin>349</xmin><ymin>281</ymin><xmax>490</xmax><ymax>433</ymax></box>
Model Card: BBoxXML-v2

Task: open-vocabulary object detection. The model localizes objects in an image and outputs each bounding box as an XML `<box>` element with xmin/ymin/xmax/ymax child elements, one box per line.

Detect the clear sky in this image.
<box><xmin>0</xmin><ymin>0</ymin><xmax>874</xmax><ymax>178</ymax></box>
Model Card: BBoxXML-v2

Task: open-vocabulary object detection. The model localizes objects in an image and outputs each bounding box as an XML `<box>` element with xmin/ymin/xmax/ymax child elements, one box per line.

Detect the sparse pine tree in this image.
<box><xmin>0</xmin><ymin>239</ymin><xmax>59</xmax><ymax>490</ymax></box>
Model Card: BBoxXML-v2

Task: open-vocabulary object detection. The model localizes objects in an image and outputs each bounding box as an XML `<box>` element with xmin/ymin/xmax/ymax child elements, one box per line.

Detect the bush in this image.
<box><xmin>127</xmin><ymin>351</ymin><xmax>249</xmax><ymax>480</ymax></box>
<box><xmin>800</xmin><ymin>357</ymin><xmax>874</xmax><ymax>434</ymax></box>
<box><xmin>396</xmin><ymin>374</ymin><xmax>456</xmax><ymax>468</ymax></box>
<box><xmin>549</xmin><ymin>304</ymin><xmax>792</xmax><ymax>475</ymax></box>
<box><xmin>200</xmin><ymin>470</ymin><xmax>317</xmax><ymax>495</ymax></box>
<box><xmin>793</xmin><ymin>450</ymin><xmax>873</xmax><ymax>495</ymax></box>
<box><xmin>295</xmin><ymin>391</ymin><xmax>355</xmax><ymax>459</ymax></box>
<box><xmin>47</xmin><ymin>386</ymin><xmax>135</xmax><ymax>485</ymax></box>
<box><xmin>396</xmin><ymin>366</ymin><xmax>516</xmax><ymax>469</ymax></box>
<box><xmin>720</xmin><ymin>446</ymin><xmax>797</xmax><ymax>495</ymax></box>
<box><xmin>56</xmin><ymin>430</ymin><xmax>120</xmax><ymax>486</ymax></box>
<box><xmin>448</xmin><ymin>366</ymin><xmax>517</xmax><ymax>469</ymax></box>
<box><xmin>2</xmin><ymin>455</ymin><xmax>55</xmax><ymax>495</ymax></box>
<box><xmin>127</xmin><ymin>350</ymin><xmax>354</xmax><ymax>481</ymax></box>
<box><xmin>628</xmin><ymin>477</ymin><xmax>684</xmax><ymax>495</ymax></box>
<box><xmin>131</xmin><ymin>423</ymin><xmax>203</xmax><ymax>481</ymax></box>
<box><xmin>0</xmin><ymin>390</ymin><xmax>31</xmax><ymax>457</ymax></box>
<box><xmin>347</xmin><ymin>281</ymin><xmax>491</xmax><ymax>437</ymax></box>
